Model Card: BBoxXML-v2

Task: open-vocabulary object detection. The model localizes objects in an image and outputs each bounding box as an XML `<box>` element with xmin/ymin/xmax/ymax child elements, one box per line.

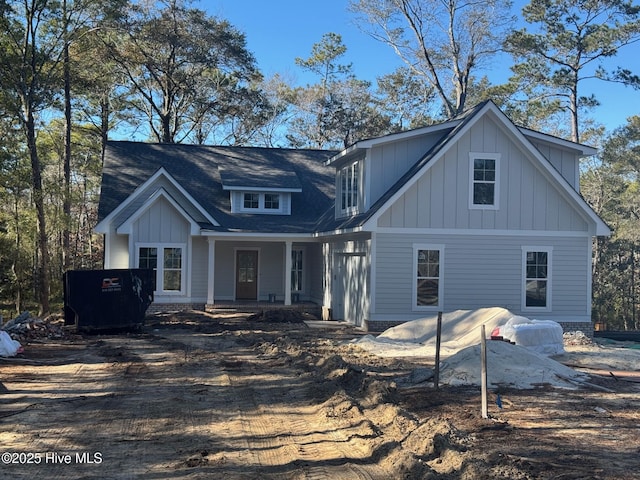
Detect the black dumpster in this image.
<box><xmin>63</xmin><ymin>269</ymin><xmax>155</xmax><ymax>332</ymax></box>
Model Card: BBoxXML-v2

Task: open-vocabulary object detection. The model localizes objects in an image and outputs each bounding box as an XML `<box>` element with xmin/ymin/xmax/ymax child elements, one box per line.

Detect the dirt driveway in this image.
<box><xmin>1</xmin><ymin>311</ymin><xmax>639</xmax><ymax>479</ymax></box>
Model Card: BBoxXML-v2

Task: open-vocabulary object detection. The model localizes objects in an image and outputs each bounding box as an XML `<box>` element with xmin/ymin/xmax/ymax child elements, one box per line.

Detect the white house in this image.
<box><xmin>95</xmin><ymin>101</ymin><xmax>610</xmax><ymax>331</ymax></box>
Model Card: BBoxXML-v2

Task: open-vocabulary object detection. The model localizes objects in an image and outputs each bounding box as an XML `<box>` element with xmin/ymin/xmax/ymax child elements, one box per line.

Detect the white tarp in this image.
<box><xmin>0</xmin><ymin>330</ymin><xmax>21</xmax><ymax>357</ymax></box>
<box><xmin>497</xmin><ymin>317</ymin><xmax>564</xmax><ymax>355</ymax></box>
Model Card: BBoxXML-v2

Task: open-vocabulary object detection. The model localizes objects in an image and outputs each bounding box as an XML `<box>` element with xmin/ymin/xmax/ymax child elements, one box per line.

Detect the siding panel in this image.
<box><xmin>373</xmin><ymin>233</ymin><xmax>590</xmax><ymax>321</ymax></box>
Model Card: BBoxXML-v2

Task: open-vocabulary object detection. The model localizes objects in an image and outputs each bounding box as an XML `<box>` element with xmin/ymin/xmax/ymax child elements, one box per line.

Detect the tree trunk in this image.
<box><xmin>24</xmin><ymin>108</ymin><xmax>51</xmax><ymax>316</ymax></box>
<box><xmin>63</xmin><ymin>0</ymin><xmax>72</xmax><ymax>272</ymax></box>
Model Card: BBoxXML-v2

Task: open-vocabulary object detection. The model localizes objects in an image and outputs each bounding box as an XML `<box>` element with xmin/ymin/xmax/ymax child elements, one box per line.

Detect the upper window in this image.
<box><xmin>469</xmin><ymin>153</ymin><xmax>500</xmax><ymax>209</ymax></box>
<box><xmin>137</xmin><ymin>244</ymin><xmax>184</xmax><ymax>294</ymax></box>
<box><xmin>340</xmin><ymin>161</ymin><xmax>359</xmax><ymax>213</ymax></box>
<box><xmin>243</xmin><ymin>193</ymin><xmax>259</xmax><ymax>209</ymax></box>
<box><xmin>264</xmin><ymin>193</ymin><xmax>280</xmax><ymax>210</ymax></box>
<box><xmin>413</xmin><ymin>245</ymin><xmax>444</xmax><ymax>310</ymax></box>
<box><xmin>239</xmin><ymin>192</ymin><xmax>284</xmax><ymax>213</ymax></box>
<box><xmin>522</xmin><ymin>247</ymin><xmax>552</xmax><ymax>311</ymax></box>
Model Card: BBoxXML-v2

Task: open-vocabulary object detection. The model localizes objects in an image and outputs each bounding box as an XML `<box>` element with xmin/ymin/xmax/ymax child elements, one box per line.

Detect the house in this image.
<box><xmin>95</xmin><ymin>101</ymin><xmax>610</xmax><ymax>332</ymax></box>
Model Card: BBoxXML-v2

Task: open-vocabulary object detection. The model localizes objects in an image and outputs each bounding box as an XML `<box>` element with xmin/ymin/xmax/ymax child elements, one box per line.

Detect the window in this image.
<box><xmin>137</xmin><ymin>244</ymin><xmax>184</xmax><ymax>294</ymax></box>
<box><xmin>523</xmin><ymin>247</ymin><xmax>552</xmax><ymax>310</ymax></box>
<box><xmin>340</xmin><ymin>161</ymin><xmax>359</xmax><ymax>212</ymax></box>
<box><xmin>243</xmin><ymin>193</ymin><xmax>259</xmax><ymax>209</ymax></box>
<box><xmin>239</xmin><ymin>192</ymin><xmax>283</xmax><ymax>213</ymax></box>
<box><xmin>291</xmin><ymin>249</ymin><xmax>303</xmax><ymax>292</ymax></box>
<box><xmin>264</xmin><ymin>193</ymin><xmax>280</xmax><ymax>210</ymax></box>
<box><xmin>413</xmin><ymin>245</ymin><xmax>444</xmax><ymax>309</ymax></box>
<box><xmin>470</xmin><ymin>153</ymin><xmax>500</xmax><ymax>209</ymax></box>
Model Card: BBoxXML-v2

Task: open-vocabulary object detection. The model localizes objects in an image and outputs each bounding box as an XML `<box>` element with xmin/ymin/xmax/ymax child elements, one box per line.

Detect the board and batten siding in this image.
<box><xmin>133</xmin><ymin>196</ymin><xmax>190</xmax><ymax>243</ymax></box>
<box><xmin>376</xmin><ymin>115</ymin><xmax>589</xmax><ymax>233</ymax></box>
<box><xmin>372</xmin><ymin>233</ymin><xmax>591</xmax><ymax>321</ymax></box>
<box><xmin>368</xmin><ymin>130</ymin><xmax>446</xmax><ymax>209</ymax></box>
<box><xmin>323</xmin><ymin>236</ymin><xmax>371</xmax><ymax>327</ymax></box>
<box><xmin>112</xmin><ymin>176</ymin><xmax>210</xmax><ymax>228</ymax></box>
<box><xmin>528</xmin><ymin>139</ymin><xmax>580</xmax><ymax>191</ymax></box>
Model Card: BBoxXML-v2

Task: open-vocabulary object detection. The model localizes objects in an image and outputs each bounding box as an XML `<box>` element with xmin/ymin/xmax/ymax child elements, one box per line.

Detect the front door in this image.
<box><xmin>236</xmin><ymin>250</ymin><xmax>258</xmax><ymax>300</ymax></box>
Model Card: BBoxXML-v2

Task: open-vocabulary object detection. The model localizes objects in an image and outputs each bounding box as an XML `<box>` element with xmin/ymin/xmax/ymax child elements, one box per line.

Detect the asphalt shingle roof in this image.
<box><xmin>99</xmin><ymin>142</ymin><xmax>337</xmax><ymax>234</ymax></box>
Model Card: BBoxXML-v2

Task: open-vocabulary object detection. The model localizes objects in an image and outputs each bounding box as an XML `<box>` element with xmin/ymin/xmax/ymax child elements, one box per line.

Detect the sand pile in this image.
<box><xmin>438</xmin><ymin>340</ymin><xmax>588</xmax><ymax>389</ymax></box>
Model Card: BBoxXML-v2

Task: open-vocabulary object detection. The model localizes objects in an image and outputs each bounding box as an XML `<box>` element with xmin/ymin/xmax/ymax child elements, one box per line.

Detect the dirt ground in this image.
<box><xmin>1</xmin><ymin>310</ymin><xmax>639</xmax><ymax>480</ymax></box>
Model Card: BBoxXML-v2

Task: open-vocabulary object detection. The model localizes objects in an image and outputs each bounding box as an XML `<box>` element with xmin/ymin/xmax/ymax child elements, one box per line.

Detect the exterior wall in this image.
<box><xmin>368</xmin><ymin>131</ymin><xmax>444</xmax><ymax>208</ymax></box>
<box><xmin>133</xmin><ymin>196</ymin><xmax>190</xmax><ymax>243</ymax></box>
<box><xmin>371</xmin><ymin>232</ymin><xmax>591</xmax><ymax>325</ymax></box>
<box><xmin>104</xmin><ymin>229</ymin><xmax>130</xmax><ymax>268</ymax></box>
<box><xmin>528</xmin><ymin>139</ymin><xmax>580</xmax><ymax>191</ymax></box>
<box><xmin>191</xmin><ymin>237</ymin><xmax>209</xmax><ymax>301</ymax></box>
<box><xmin>322</xmin><ymin>235</ymin><xmax>371</xmax><ymax>327</ymax></box>
<box><xmin>376</xmin><ymin>116</ymin><xmax>590</xmax><ymax>233</ymax></box>
<box><xmin>305</xmin><ymin>243</ymin><xmax>324</xmax><ymax>304</ymax></box>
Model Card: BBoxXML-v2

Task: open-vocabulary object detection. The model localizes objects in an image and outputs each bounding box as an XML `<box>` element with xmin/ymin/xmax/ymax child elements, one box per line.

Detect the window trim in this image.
<box><xmin>412</xmin><ymin>244</ymin><xmax>445</xmax><ymax>311</ymax></box>
<box><xmin>135</xmin><ymin>243</ymin><xmax>186</xmax><ymax>295</ymax></box>
<box><xmin>521</xmin><ymin>246</ymin><xmax>552</xmax><ymax>312</ymax></box>
<box><xmin>469</xmin><ymin>153</ymin><xmax>500</xmax><ymax>210</ymax></box>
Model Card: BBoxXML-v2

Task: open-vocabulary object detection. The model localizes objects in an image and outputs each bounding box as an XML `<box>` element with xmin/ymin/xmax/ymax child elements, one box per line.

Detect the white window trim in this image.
<box><xmin>135</xmin><ymin>243</ymin><xmax>187</xmax><ymax>296</ymax></box>
<box><xmin>238</xmin><ymin>192</ymin><xmax>285</xmax><ymax>214</ymax></box>
<box><xmin>521</xmin><ymin>246</ymin><xmax>552</xmax><ymax>312</ymax></box>
<box><xmin>412</xmin><ymin>244</ymin><xmax>445</xmax><ymax>311</ymax></box>
<box><xmin>469</xmin><ymin>152</ymin><xmax>500</xmax><ymax>210</ymax></box>
<box><xmin>339</xmin><ymin>161</ymin><xmax>360</xmax><ymax>215</ymax></box>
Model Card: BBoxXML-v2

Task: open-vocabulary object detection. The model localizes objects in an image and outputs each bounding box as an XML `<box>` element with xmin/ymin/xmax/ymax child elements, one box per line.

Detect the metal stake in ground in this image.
<box><xmin>481</xmin><ymin>324</ymin><xmax>488</xmax><ymax>419</ymax></box>
<box><xmin>434</xmin><ymin>311</ymin><xmax>442</xmax><ymax>390</ymax></box>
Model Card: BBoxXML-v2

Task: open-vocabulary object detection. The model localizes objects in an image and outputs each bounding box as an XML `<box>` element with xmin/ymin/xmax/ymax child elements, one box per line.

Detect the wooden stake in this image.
<box><xmin>434</xmin><ymin>311</ymin><xmax>442</xmax><ymax>390</ymax></box>
<box><xmin>481</xmin><ymin>324</ymin><xmax>488</xmax><ymax>419</ymax></box>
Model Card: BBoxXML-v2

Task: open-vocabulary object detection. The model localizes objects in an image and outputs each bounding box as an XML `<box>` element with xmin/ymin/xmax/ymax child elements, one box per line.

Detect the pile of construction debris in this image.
<box><xmin>1</xmin><ymin>311</ymin><xmax>67</xmax><ymax>343</ymax></box>
<box><xmin>563</xmin><ymin>330</ymin><xmax>594</xmax><ymax>346</ymax></box>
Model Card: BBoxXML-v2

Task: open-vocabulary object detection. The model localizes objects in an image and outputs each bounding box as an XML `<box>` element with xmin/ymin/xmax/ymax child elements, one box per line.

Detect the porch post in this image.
<box><xmin>207</xmin><ymin>238</ymin><xmax>216</xmax><ymax>305</ymax></box>
<box><xmin>284</xmin><ymin>240</ymin><xmax>292</xmax><ymax>305</ymax></box>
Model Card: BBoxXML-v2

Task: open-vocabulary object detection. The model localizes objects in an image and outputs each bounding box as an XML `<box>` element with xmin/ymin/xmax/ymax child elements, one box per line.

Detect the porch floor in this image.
<box><xmin>205</xmin><ymin>300</ymin><xmax>322</xmax><ymax>317</ymax></box>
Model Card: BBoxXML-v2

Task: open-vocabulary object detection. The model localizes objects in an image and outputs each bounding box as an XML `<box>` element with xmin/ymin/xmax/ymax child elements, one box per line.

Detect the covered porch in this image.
<box><xmin>202</xmin><ymin>235</ymin><xmax>325</xmax><ymax>309</ymax></box>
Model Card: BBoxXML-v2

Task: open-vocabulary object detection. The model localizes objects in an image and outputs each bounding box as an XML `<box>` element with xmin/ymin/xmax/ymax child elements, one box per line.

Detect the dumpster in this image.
<box><xmin>63</xmin><ymin>269</ymin><xmax>155</xmax><ymax>332</ymax></box>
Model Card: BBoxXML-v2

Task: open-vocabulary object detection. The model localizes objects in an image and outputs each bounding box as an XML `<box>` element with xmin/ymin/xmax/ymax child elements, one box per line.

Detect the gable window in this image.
<box><xmin>137</xmin><ymin>244</ymin><xmax>184</xmax><ymax>294</ymax></box>
<box><xmin>522</xmin><ymin>247</ymin><xmax>552</xmax><ymax>310</ymax></box>
<box><xmin>470</xmin><ymin>153</ymin><xmax>500</xmax><ymax>209</ymax></box>
<box><xmin>291</xmin><ymin>249</ymin><xmax>304</xmax><ymax>292</ymax></box>
<box><xmin>340</xmin><ymin>161</ymin><xmax>359</xmax><ymax>212</ymax></box>
<box><xmin>413</xmin><ymin>245</ymin><xmax>444</xmax><ymax>310</ymax></box>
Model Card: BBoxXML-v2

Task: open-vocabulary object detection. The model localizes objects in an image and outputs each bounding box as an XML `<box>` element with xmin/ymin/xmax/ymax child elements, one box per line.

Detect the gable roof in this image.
<box><xmin>98</xmin><ymin>142</ymin><xmax>336</xmax><ymax>234</ymax></box>
<box><xmin>315</xmin><ymin>100</ymin><xmax>610</xmax><ymax>236</ymax></box>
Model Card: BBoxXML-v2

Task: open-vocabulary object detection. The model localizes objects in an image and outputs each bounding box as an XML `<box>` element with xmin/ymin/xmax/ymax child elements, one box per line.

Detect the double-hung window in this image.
<box><xmin>413</xmin><ymin>245</ymin><xmax>444</xmax><ymax>310</ymax></box>
<box><xmin>137</xmin><ymin>244</ymin><xmax>184</xmax><ymax>294</ymax></box>
<box><xmin>522</xmin><ymin>247</ymin><xmax>552</xmax><ymax>310</ymax></box>
<box><xmin>470</xmin><ymin>153</ymin><xmax>500</xmax><ymax>209</ymax></box>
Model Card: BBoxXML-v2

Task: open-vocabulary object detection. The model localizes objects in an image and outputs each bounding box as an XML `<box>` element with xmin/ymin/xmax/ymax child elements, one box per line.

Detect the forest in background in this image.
<box><xmin>1</xmin><ymin>0</ymin><xmax>639</xmax><ymax>329</ymax></box>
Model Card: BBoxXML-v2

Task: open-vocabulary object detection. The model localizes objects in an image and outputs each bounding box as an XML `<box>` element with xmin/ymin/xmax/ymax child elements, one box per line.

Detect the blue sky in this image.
<box><xmin>209</xmin><ymin>0</ymin><xmax>639</xmax><ymax>134</ymax></box>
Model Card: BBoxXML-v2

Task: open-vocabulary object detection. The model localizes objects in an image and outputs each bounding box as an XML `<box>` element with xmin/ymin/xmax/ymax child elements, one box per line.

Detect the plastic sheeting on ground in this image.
<box><xmin>0</xmin><ymin>330</ymin><xmax>21</xmax><ymax>357</ymax></box>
